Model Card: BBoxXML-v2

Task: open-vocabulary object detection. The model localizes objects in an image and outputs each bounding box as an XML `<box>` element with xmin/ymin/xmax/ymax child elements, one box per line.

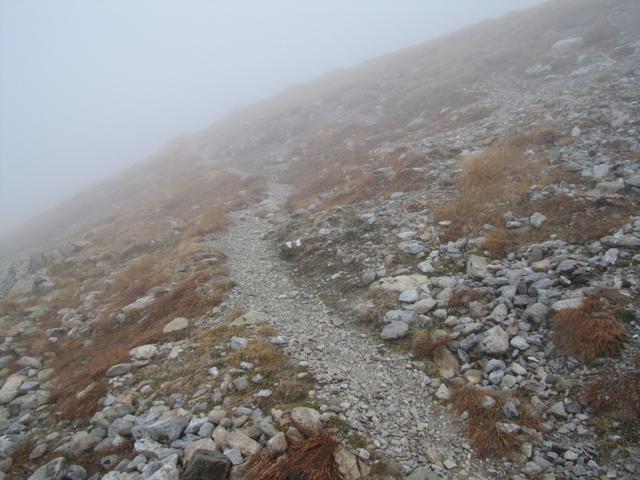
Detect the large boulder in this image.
<box><xmin>182</xmin><ymin>450</ymin><xmax>231</xmax><ymax>480</ymax></box>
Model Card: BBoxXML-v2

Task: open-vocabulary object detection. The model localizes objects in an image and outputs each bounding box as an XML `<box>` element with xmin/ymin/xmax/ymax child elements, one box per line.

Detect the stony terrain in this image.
<box><xmin>1</xmin><ymin>0</ymin><xmax>640</xmax><ymax>479</ymax></box>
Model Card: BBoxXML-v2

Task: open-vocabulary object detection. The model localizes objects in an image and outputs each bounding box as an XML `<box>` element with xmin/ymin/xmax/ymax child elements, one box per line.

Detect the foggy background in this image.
<box><xmin>0</xmin><ymin>0</ymin><xmax>545</xmax><ymax>234</ymax></box>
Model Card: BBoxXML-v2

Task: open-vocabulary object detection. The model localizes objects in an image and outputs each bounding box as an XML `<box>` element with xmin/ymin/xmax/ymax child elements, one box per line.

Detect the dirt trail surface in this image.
<box><xmin>217</xmin><ymin>181</ymin><xmax>501</xmax><ymax>479</ymax></box>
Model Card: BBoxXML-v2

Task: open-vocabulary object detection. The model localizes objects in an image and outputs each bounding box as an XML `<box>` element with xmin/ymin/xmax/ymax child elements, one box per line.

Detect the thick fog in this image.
<box><xmin>0</xmin><ymin>0</ymin><xmax>544</xmax><ymax>234</ymax></box>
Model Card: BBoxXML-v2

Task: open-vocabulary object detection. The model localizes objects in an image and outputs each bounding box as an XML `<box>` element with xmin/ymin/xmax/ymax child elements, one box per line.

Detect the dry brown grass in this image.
<box><xmin>51</xmin><ymin>271</ymin><xmax>232</xmax><ymax>419</ymax></box>
<box><xmin>584</xmin><ymin>359</ymin><xmax>640</xmax><ymax>424</ymax></box>
<box><xmin>435</xmin><ymin>130</ymin><xmax>637</xmax><ymax>256</ymax></box>
<box><xmin>412</xmin><ymin>330</ymin><xmax>450</xmax><ymax>359</ymax></box>
<box><xmin>448</xmin><ymin>289</ymin><xmax>487</xmax><ymax>310</ymax></box>
<box><xmin>435</xmin><ymin>142</ymin><xmax>543</xmax><ymax>241</ymax></box>
<box><xmin>268</xmin><ymin>378</ymin><xmax>312</xmax><ymax>407</ymax></box>
<box><xmin>257</xmin><ymin>324</ymin><xmax>277</xmax><ymax>337</ymax></box>
<box><xmin>451</xmin><ymin>387</ymin><xmax>539</xmax><ymax>458</ymax></box>
<box><xmin>551</xmin><ymin>296</ymin><xmax>627</xmax><ymax>363</ymax></box>
<box><xmin>183</xmin><ymin>207</ymin><xmax>228</xmax><ymax>239</ymax></box>
<box><xmin>243</xmin><ymin>432</ymin><xmax>342</xmax><ymax>480</ymax></box>
<box><xmin>226</xmin><ymin>340</ymin><xmax>288</xmax><ymax>377</ymax></box>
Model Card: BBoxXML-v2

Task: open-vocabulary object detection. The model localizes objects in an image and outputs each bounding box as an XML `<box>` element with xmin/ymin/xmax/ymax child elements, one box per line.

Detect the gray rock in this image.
<box><xmin>400</xmin><ymin>241</ymin><xmax>425</xmax><ymax>255</ymax></box>
<box><xmin>524</xmin><ymin>303</ymin><xmax>548</xmax><ymax>323</ymax></box>
<box><xmin>65</xmin><ymin>465</ymin><xmax>86</xmax><ymax>480</ymax></box>
<box><xmin>106</xmin><ymin>363</ymin><xmax>133</xmax><ymax>378</ymax></box>
<box><xmin>551</xmin><ymin>298</ymin><xmax>585</xmax><ymax>312</ymax></box>
<box><xmin>405</xmin><ymin>466</ymin><xmax>440</xmax><ymax>480</ymax></box>
<box><xmin>466</xmin><ymin>254</ymin><xmax>488</xmax><ymax>280</ymax></box>
<box><xmin>146</xmin><ymin>462</ymin><xmax>178</xmax><ymax>480</ymax></box>
<box><xmin>380</xmin><ymin>321</ymin><xmax>409</xmax><ymax>340</ymax></box>
<box><xmin>226</xmin><ymin>431</ymin><xmax>261</xmax><ymax>456</ymax></box>
<box><xmin>291</xmin><ymin>407</ymin><xmax>322</xmax><ymax>436</ymax></box>
<box><xmin>229</xmin><ymin>337</ymin><xmax>248</xmax><ymax>351</ymax></box>
<box><xmin>399</xmin><ymin>290</ymin><xmax>419</xmax><ymax>303</ymax></box>
<box><xmin>480</xmin><ymin>326</ymin><xmax>509</xmax><ymax>354</ymax></box>
<box><xmin>530</xmin><ymin>212</ymin><xmax>547</xmax><ymax>229</ymax></box>
<box><xmin>510</xmin><ymin>336</ymin><xmax>529</xmax><ymax>350</ymax></box>
<box><xmin>162</xmin><ymin>318</ymin><xmax>189</xmax><ymax>334</ymax></box>
<box><xmin>181</xmin><ymin>450</ymin><xmax>230</xmax><ymax>480</ymax></box>
<box><xmin>502</xmin><ymin>401</ymin><xmax>519</xmax><ymax>419</ymax></box>
<box><xmin>141</xmin><ymin>416</ymin><xmax>190</xmax><ymax>444</ymax></box>
<box><xmin>0</xmin><ymin>375</ymin><xmax>25</xmax><ymax>404</ymax></box>
<box><xmin>549</xmin><ymin>402</ymin><xmax>567</xmax><ymax>418</ymax></box>
<box><xmin>266</xmin><ymin>432</ymin><xmax>287</xmax><ymax>457</ymax></box>
<box><xmin>27</xmin><ymin>457</ymin><xmax>68</xmax><ymax>480</ymax></box>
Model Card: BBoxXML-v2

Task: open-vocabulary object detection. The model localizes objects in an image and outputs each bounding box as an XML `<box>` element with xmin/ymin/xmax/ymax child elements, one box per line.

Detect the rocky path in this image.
<box><xmin>217</xmin><ymin>181</ymin><xmax>501</xmax><ymax>479</ymax></box>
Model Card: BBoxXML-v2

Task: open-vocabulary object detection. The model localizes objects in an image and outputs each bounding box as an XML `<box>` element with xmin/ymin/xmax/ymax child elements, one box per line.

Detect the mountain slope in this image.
<box><xmin>1</xmin><ymin>1</ymin><xmax>640</xmax><ymax>479</ymax></box>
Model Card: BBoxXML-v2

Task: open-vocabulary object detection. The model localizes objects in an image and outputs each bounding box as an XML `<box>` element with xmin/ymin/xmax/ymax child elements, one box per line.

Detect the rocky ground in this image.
<box><xmin>1</xmin><ymin>1</ymin><xmax>640</xmax><ymax>479</ymax></box>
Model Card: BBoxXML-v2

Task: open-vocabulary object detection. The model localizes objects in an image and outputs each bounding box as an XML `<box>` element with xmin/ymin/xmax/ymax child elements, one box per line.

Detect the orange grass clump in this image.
<box><xmin>583</xmin><ymin>357</ymin><xmax>640</xmax><ymax>423</ymax></box>
<box><xmin>412</xmin><ymin>330</ymin><xmax>450</xmax><ymax>359</ymax></box>
<box><xmin>243</xmin><ymin>432</ymin><xmax>342</xmax><ymax>480</ymax></box>
<box><xmin>551</xmin><ymin>296</ymin><xmax>627</xmax><ymax>363</ymax></box>
<box><xmin>451</xmin><ymin>387</ymin><xmax>539</xmax><ymax>458</ymax></box>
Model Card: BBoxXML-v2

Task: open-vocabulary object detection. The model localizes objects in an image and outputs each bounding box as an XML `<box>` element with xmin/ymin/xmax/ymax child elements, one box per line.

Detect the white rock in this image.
<box><xmin>129</xmin><ymin>344</ymin><xmax>158</xmax><ymax>360</ymax></box>
<box><xmin>162</xmin><ymin>317</ymin><xmax>189</xmax><ymax>334</ymax></box>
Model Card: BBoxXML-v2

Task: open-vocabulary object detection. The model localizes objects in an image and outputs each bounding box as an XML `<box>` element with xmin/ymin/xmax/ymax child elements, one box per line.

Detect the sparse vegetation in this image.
<box><xmin>451</xmin><ymin>387</ymin><xmax>539</xmax><ymax>458</ymax></box>
<box><xmin>551</xmin><ymin>296</ymin><xmax>627</xmax><ymax>363</ymax></box>
<box><xmin>243</xmin><ymin>432</ymin><xmax>342</xmax><ymax>480</ymax></box>
<box><xmin>412</xmin><ymin>330</ymin><xmax>450</xmax><ymax>359</ymax></box>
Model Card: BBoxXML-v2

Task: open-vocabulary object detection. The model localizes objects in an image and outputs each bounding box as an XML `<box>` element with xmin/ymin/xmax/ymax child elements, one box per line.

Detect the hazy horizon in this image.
<box><xmin>0</xmin><ymin>0</ymin><xmax>545</xmax><ymax>235</ymax></box>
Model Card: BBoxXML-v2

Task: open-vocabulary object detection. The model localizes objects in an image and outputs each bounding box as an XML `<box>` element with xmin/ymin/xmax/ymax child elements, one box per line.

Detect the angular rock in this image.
<box><xmin>466</xmin><ymin>254</ymin><xmax>488</xmax><ymax>280</ymax></box>
<box><xmin>27</xmin><ymin>457</ymin><xmax>68</xmax><ymax>480</ymax></box>
<box><xmin>480</xmin><ymin>326</ymin><xmax>509</xmax><ymax>354</ymax></box>
<box><xmin>181</xmin><ymin>449</ymin><xmax>230</xmax><ymax>480</ymax></box>
<box><xmin>162</xmin><ymin>317</ymin><xmax>189</xmax><ymax>334</ymax></box>
<box><xmin>226</xmin><ymin>431</ymin><xmax>260</xmax><ymax>456</ymax></box>
<box><xmin>291</xmin><ymin>407</ymin><xmax>322</xmax><ymax>436</ymax></box>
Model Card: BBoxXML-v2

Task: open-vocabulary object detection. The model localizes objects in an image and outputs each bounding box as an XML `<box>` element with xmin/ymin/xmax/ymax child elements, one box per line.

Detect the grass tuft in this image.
<box><xmin>243</xmin><ymin>432</ymin><xmax>342</xmax><ymax>480</ymax></box>
<box><xmin>551</xmin><ymin>296</ymin><xmax>627</xmax><ymax>363</ymax></box>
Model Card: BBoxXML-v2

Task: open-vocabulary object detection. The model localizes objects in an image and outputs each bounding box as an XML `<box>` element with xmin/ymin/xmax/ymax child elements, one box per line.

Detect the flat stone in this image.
<box><xmin>551</xmin><ymin>298</ymin><xmax>585</xmax><ymax>312</ymax></box>
<box><xmin>129</xmin><ymin>344</ymin><xmax>157</xmax><ymax>360</ymax></box>
<box><xmin>162</xmin><ymin>317</ymin><xmax>189</xmax><ymax>334</ymax></box>
<box><xmin>380</xmin><ymin>321</ymin><xmax>409</xmax><ymax>340</ymax></box>
<box><xmin>27</xmin><ymin>457</ymin><xmax>68</xmax><ymax>480</ymax></box>
<box><xmin>370</xmin><ymin>274</ymin><xmax>429</xmax><ymax>293</ymax></box>
<box><xmin>0</xmin><ymin>374</ymin><xmax>26</xmax><ymax>404</ymax></box>
<box><xmin>182</xmin><ymin>449</ymin><xmax>230</xmax><ymax>480</ymax></box>
<box><xmin>106</xmin><ymin>363</ymin><xmax>132</xmax><ymax>378</ymax></box>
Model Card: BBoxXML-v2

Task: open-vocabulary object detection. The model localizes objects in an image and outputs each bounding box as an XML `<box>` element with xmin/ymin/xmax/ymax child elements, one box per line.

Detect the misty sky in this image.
<box><xmin>0</xmin><ymin>0</ymin><xmax>545</xmax><ymax>233</ymax></box>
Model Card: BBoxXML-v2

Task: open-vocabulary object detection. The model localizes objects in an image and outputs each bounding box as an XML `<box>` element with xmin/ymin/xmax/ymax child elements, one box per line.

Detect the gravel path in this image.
<box><xmin>218</xmin><ymin>181</ymin><xmax>502</xmax><ymax>479</ymax></box>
